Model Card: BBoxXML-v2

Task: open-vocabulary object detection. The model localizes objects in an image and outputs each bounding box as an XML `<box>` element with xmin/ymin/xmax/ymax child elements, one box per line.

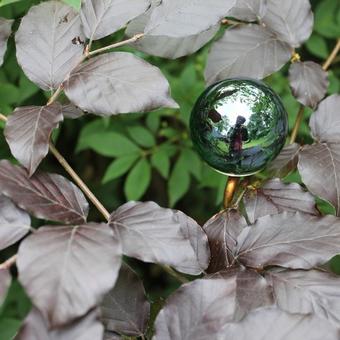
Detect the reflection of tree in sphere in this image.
<box><xmin>190</xmin><ymin>78</ymin><xmax>288</xmax><ymax>177</ymax></box>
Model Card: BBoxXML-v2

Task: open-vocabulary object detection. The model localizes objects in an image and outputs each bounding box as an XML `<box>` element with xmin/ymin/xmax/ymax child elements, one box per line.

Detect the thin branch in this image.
<box><xmin>289</xmin><ymin>105</ymin><xmax>304</xmax><ymax>144</ymax></box>
<box><xmin>323</xmin><ymin>38</ymin><xmax>340</xmax><ymax>71</ymax></box>
<box><xmin>46</xmin><ymin>85</ymin><xmax>64</xmax><ymax>105</ymax></box>
<box><xmin>88</xmin><ymin>33</ymin><xmax>145</xmax><ymax>57</ymax></box>
<box><xmin>49</xmin><ymin>143</ymin><xmax>111</xmax><ymax>221</ymax></box>
<box><xmin>0</xmin><ymin>113</ymin><xmax>7</xmax><ymax>122</ymax></box>
<box><xmin>0</xmin><ymin>254</ymin><xmax>17</xmax><ymax>270</ymax></box>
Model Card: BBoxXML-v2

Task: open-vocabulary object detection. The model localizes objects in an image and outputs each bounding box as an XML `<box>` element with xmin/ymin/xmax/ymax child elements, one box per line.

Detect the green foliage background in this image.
<box><xmin>0</xmin><ymin>0</ymin><xmax>339</xmax><ymax>338</ymax></box>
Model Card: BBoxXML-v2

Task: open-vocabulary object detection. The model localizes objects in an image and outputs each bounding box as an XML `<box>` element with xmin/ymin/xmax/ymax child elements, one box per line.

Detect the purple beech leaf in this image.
<box><xmin>154</xmin><ymin>268</ymin><xmax>272</xmax><ymax>340</ymax></box>
<box><xmin>17</xmin><ymin>223</ymin><xmax>122</xmax><ymax>327</ymax></box>
<box><xmin>205</xmin><ymin>25</ymin><xmax>291</xmax><ymax>84</ymax></box>
<box><xmin>298</xmin><ymin>143</ymin><xmax>340</xmax><ymax>215</ymax></box>
<box><xmin>288</xmin><ymin>61</ymin><xmax>329</xmax><ymax>109</ymax></box>
<box><xmin>267</xmin><ymin>269</ymin><xmax>340</xmax><ymax>329</ymax></box>
<box><xmin>15</xmin><ymin>1</ymin><xmax>85</xmax><ymax>91</ymax></box>
<box><xmin>203</xmin><ymin>209</ymin><xmax>247</xmax><ymax>273</ymax></box>
<box><xmin>309</xmin><ymin>95</ymin><xmax>340</xmax><ymax>143</ymax></box>
<box><xmin>101</xmin><ymin>263</ymin><xmax>150</xmax><ymax>337</ymax></box>
<box><xmin>218</xmin><ymin>306</ymin><xmax>339</xmax><ymax>340</ymax></box>
<box><xmin>126</xmin><ymin>1</ymin><xmax>219</xmax><ymax>59</ymax></box>
<box><xmin>61</xmin><ymin>103</ymin><xmax>84</xmax><ymax>119</ymax></box>
<box><xmin>266</xmin><ymin>143</ymin><xmax>301</xmax><ymax>178</ymax></box>
<box><xmin>64</xmin><ymin>52</ymin><xmax>178</xmax><ymax>116</ymax></box>
<box><xmin>235</xmin><ymin>212</ymin><xmax>340</xmax><ymax>269</ymax></box>
<box><xmin>104</xmin><ymin>333</ymin><xmax>121</xmax><ymax>340</ymax></box>
<box><xmin>262</xmin><ymin>0</ymin><xmax>313</xmax><ymax>48</ymax></box>
<box><xmin>144</xmin><ymin>0</ymin><xmax>236</xmax><ymax>38</ymax></box>
<box><xmin>243</xmin><ymin>179</ymin><xmax>318</xmax><ymax>224</ymax></box>
<box><xmin>0</xmin><ymin>18</ymin><xmax>13</xmax><ymax>67</ymax></box>
<box><xmin>109</xmin><ymin>201</ymin><xmax>209</xmax><ymax>275</ymax></box>
<box><xmin>209</xmin><ymin>268</ymin><xmax>273</xmax><ymax>313</ymax></box>
<box><xmin>80</xmin><ymin>0</ymin><xmax>149</xmax><ymax>41</ymax></box>
<box><xmin>0</xmin><ymin>195</ymin><xmax>30</xmax><ymax>251</ymax></box>
<box><xmin>16</xmin><ymin>308</ymin><xmax>104</xmax><ymax>340</ymax></box>
<box><xmin>0</xmin><ymin>160</ymin><xmax>89</xmax><ymax>224</ymax></box>
<box><xmin>227</xmin><ymin>0</ymin><xmax>267</xmax><ymax>22</ymax></box>
<box><xmin>4</xmin><ymin>104</ymin><xmax>64</xmax><ymax>176</ymax></box>
<box><xmin>0</xmin><ymin>268</ymin><xmax>11</xmax><ymax>306</ymax></box>
<box><xmin>153</xmin><ymin>276</ymin><xmax>238</xmax><ymax>340</ymax></box>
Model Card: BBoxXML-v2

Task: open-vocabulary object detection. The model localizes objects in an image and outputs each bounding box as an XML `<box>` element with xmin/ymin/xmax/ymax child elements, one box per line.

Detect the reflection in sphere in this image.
<box><xmin>190</xmin><ymin>78</ymin><xmax>288</xmax><ymax>177</ymax></box>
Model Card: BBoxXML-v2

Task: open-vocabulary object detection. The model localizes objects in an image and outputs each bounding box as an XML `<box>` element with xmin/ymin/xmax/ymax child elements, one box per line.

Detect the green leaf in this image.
<box><xmin>102</xmin><ymin>154</ymin><xmax>140</xmax><ymax>184</ymax></box>
<box><xmin>314</xmin><ymin>0</ymin><xmax>340</xmax><ymax>38</ymax></box>
<box><xmin>146</xmin><ymin>112</ymin><xmax>161</xmax><ymax>133</ymax></box>
<box><xmin>151</xmin><ymin>149</ymin><xmax>170</xmax><ymax>178</ymax></box>
<box><xmin>0</xmin><ymin>0</ymin><xmax>23</xmax><ymax>8</ymax></box>
<box><xmin>77</xmin><ymin>131</ymin><xmax>140</xmax><ymax>157</ymax></box>
<box><xmin>18</xmin><ymin>74</ymin><xmax>40</xmax><ymax>104</ymax></box>
<box><xmin>0</xmin><ymin>83</ymin><xmax>19</xmax><ymax>105</ymax></box>
<box><xmin>305</xmin><ymin>34</ymin><xmax>329</xmax><ymax>59</ymax></box>
<box><xmin>168</xmin><ymin>152</ymin><xmax>191</xmax><ymax>207</ymax></box>
<box><xmin>127</xmin><ymin>126</ymin><xmax>156</xmax><ymax>148</ymax></box>
<box><xmin>62</xmin><ymin>0</ymin><xmax>81</xmax><ymax>10</ymax></box>
<box><xmin>0</xmin><ymin>318</ymin><xmax>21</xmax><ymax>340</ymax></box>
<box><xmin>328</xmin><ymin>71</ymin><xmax>340</xmax><ymax>95</ymax></box>
<box><xmin>181</xmin><ymin>148</ymin><xmax>202</xmax><ymax>180</ymax></box>
<box><xmin>124</xmin><ymin>158</ymin><xmax>151</xmax><ymax>200</ymax></box>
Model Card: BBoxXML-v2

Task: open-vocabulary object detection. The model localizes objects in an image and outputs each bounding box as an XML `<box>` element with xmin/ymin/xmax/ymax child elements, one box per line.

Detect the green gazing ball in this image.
<box><xmin>190</xmin><ymin>78</ymin><xmax>288</xmax><ymax>177</ymax></box>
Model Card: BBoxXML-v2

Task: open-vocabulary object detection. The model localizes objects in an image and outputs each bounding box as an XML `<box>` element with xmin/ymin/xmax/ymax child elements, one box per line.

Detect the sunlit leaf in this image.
<box><xmin>236</xmin><ymin>212</ymin><xmax>340</xmax><ymax>269</ymax></box>
<box><xmin>0</xmin><ymin>195</ymin><xmax>30</xmax><ymax>251</ymax></box>
<box><xmin>80</xmin><ymin>0</ymin><xmax>149</xmax><ymax>41</ymax></box>
<box><xmin>205</xmin><ymin>25</ymin><xmax>291</xmax><ymax>84</ymax></box>
<box><xmin>17</xmin><ymin>223</ymin><xmax>122</xmax><ymax>326</ymax></box>
<box><xmin>243</xmin><ymin>179</ymin><xmax>318</xmax><ymax>224</ymax></box>
<box><xmin>126</xmin><ymin>2</ymin><xmax>219</xmax><ymax>59</ymax></box>
<box><xmin>203</xmin><ymin>209</ymin><xmax>247</xmax><ymax>273</ymax></box>
<box><xmin>109</xmin><ymin>201</ymin><xmax>209</xmax><ymax>275</ymax></box>
<box><xmin>144</xmin><ymin>0</ymin><xmax>235</xmax><ymax>37</ymax></box>
<box><xmin>267</xmin><ymin>269</ymin><xmax>340</xmax><ymax>329</ymax></box>
<box><xmin>4</xmin><ymin>104</ymin><xmax>63</xmax><ymax>176</ymax></box>
<box><xmin>262</xmin><ymin>0</ymin><xmax>313</xmax><ymax>48</ymax></box>
<box><xmin>288</xmin><ymin>61</ymin><xmax>329</xmax><ymax>109</ymax></box>
<box><xmin>16</xmin><ymin>308</ymin><xmax>104</xmax><ymax>340</ymax></box>
<box><xmin>15</xmin><ymin>1</ymin><xmax>85</xmax><ymax>90</ymax></box>
<box><xmin>101</xmin><ymin>264</ymin><xmax>150</xmax><ymax>337</ymax></box>
<box><xmin>64</xmin><ymin>52</ymin><xmax>178</xmax><ymax>116</ymax></box>
<box><xmin>0</xmin><ymin>160</ymin><xmax>89</xmax><ymax>224</ymax></box>
<box><xmin>62</xmin><ymin>0</ymin><xmax>81</xmax><ymax>11</ymax></box>
<box><xmin>0</xmin><ymin>18</ymin><xmax>13</xmax><ymax>67</ymax></box>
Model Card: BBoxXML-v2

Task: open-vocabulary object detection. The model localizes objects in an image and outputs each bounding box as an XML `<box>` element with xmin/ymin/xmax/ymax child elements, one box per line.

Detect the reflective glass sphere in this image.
<box><xmin>190</xmin><ymin>78</ymin><xmax>288</xmax><ymax>177</ymax></box>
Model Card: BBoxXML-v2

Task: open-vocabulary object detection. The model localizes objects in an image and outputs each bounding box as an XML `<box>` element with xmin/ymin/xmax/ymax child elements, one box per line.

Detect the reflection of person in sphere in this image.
<box><xmin>227</xmin><ymin>115</ymin><xmax>249</xmax><ymax>158</ymax></box>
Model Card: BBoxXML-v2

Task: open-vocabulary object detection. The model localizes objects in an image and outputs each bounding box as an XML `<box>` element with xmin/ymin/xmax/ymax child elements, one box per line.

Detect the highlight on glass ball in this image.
<box><xmin>190</xmin><ymin>78</ymin><xmax>288</xmax><ymax>177</ymax></box>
